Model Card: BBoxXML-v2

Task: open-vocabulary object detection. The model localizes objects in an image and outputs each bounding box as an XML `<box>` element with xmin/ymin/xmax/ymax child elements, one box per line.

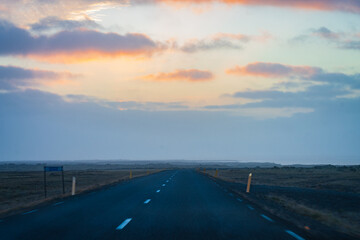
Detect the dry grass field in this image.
<box><xmin>204</xmin><ymin>166</ymin><xmax>360</xmax><ymax>238</ymax></box>
<box><xmin>205</xmin><ymin>165</ymin><xmax>360</xmax><ymax>193</ymax></box>
<box><xmin>0</xmin><ymin>168</ymin><xmax>161</xmax><ymax>217</ymax></box>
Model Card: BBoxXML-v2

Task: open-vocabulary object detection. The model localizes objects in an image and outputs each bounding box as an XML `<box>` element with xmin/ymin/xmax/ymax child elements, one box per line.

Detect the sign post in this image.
<box><xmin>43</xmin><ymin>166</ymin><xmax>64</xmax><ymax>198</ymax></box>
<box><xmin>44</xmin><ymin>168</ymin><xmax>47</xmax><ymax>198</ymax></box>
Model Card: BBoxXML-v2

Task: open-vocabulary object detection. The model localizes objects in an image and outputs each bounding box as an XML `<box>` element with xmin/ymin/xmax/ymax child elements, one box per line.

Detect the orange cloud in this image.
<box><xmin>141</xmin><ymin>0</ymin><xmax>360</xmax><ymax>13</ymax></box>
<box><xmin>26</xmin><ymin>48</ymin><xmax>164</xmax><ymax>64</ymax></box>
<box><xmin>226</xmin><ymin>62</ymin><xmax>322</xmax><ymax>78</ymax></box>
<box><xmin>142</xmin><ymin>69</ymin><xmax>214</xmax><ymax>82</ymax></box>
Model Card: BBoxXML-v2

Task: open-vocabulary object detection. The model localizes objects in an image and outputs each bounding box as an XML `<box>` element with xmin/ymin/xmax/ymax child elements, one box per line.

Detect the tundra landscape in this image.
<box><xmin>0</xmin><ymin>161</ymin><xmax>359</xmax><ymax>239</ymax></box>
<box><xmin>1</xmin><ymin>0</ymin><xmax>360</xmax><ymax>239</ymax></box>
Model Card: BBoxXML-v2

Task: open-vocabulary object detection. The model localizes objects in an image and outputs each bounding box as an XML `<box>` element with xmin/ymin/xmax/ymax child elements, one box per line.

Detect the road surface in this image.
<box><xmin>0</xmin><ymin>170</ymin><xmax>306</xmax><ymax>240</ymax></box>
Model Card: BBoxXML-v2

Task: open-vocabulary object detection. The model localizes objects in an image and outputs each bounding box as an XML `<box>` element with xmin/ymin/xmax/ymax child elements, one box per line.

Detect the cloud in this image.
<box><xmin>180</xmin><ymin>33</ymin><xmax>250</xmax><ymax>53</ymax></box>
<box><xmin>227</xmin><ymin>62</ymin><xmax>360</xmax><ymax>90</ymax></box>
<box><xmin>0</xmin><ymin>1</ymin><xmax>125</xmax><ymax>26</ymax></box>
<box><xmin>232</xmin><ymin>84</ymin><xmax>350</xmax><ymax>101</ymax></box>
<box><xmin>205</xmin><ymin>106</ymin><xmax>314</xmax><ymax>119</ymax></box>
<box><xmin>222</xmin><ymin>61</ymin><xmax>360</xmax><ymax>113</ymax></box>
<box><xmin>291</xmin><ymin>27</ymin><xmax>360</xmax><ymax>51</ymax></box>
<box><xmin>179</xmin><ymin>32</ymin><xmax>271</xmax><ymax>53</ymax></box>
<box><xmin>205</xmin><ymin>84</ymin><xmax>360</xmax><ymax>122</ymax></box>
<box><xmin>66</xmin><ymin>94</ymin><xmax>189</xmax><ymax>111</ymax></box>
<box><xmin>0</xmin><ymin>19</ymin><xmax>165</xmax><ymax>63</ymax></box>
<box><xmin>0</xmin><ymin>65</ymin><xmax>76</xmax><ymax>90</ymax></box>
<box><xmin>30</xmin><ymin>16</ymin><xmax>102</xmax><ymax>32</ymax></box>
<box><xmin>133</xmin><ymin>0</ymin><xmax>360</xmax><ymax>14</ymax></box>
<box><xmin>343</xmin><ymin>41</ymin><xmax>360</xmax><ymax>50</ymax></box>
<box><xmin>312</xmin><ymin>27</ymin><xmax>340</xmax><ymax>40</ymax></box>
<box><xmin>142</xmin><ymin>69</ymin><xmax>214</xmax><ymax>82</ymax></box>
<box><xmin>226</xmin><ymin>62</ymin><xmax>322</xmax><ymax>78</ymax></box>
<box><xmin>1</xmin><ymin>0</ymin><xmax>360</xmax><ymax>29</ymax></box>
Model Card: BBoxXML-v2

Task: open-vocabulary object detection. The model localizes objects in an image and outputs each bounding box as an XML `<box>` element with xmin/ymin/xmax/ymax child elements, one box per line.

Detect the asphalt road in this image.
<box><xmin>0</xmin><ymin>170</ymin><xmax>306</xmax><ymax>240</ymax></box>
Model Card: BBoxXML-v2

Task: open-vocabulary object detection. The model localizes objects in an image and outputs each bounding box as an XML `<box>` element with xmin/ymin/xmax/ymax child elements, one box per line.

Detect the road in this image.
<box><xmin>0</xmin><ymin>170</ymin><xmax>306</xmax><ymax>240</ymax></box>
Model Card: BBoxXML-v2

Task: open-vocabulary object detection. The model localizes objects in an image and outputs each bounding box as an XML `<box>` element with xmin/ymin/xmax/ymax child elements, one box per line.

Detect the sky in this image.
<box><xmin>0</xmin><ymin>0</ymin><xmax>360</xmax><ymax>164</ymax></box>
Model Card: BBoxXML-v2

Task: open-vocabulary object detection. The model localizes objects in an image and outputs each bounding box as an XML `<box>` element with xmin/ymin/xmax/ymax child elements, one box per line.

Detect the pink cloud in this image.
<box><xmin>226</xmin><ymin>62</ymin><xmax>323</xmax><ymax>78</ymax></box>
<box><xmin>142</xmin><ymin>69</ymin><xmax>214</xmax><ymax>82</ymax></box>
<box><xmin>141</xmin><ymin>0</ymin><xmax>360</xmax><ymax>13</ymax></box>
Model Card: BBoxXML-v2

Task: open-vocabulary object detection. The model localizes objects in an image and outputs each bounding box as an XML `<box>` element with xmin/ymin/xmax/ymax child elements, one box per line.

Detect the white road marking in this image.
<box><xmin>261</xmin><ymin>214</ymin><xmax>274</xmax><ymax>222</ymax></box>
<box><xmin>247</xmin><ymin>205</ymin><xmax>254</xmax><ymax>210</ymax></box>
<box><xmin>162</xmin><ymin>184</ymin><xmax>166</xmax><ymax>186</ymax></box>
<box><xmin>166</xmin><ymin>180</ymin><xmax>169</xmax><ymax>182</ymax></box>
<box><xmin>237</xmin><ymin>198</ymin><xmax>243</xmax><ymax>202</ymax></box>
<box><xmin>22</xmin><ymin>209</ymin><xmax>38</xmax><ymax>215</ymax></box>
<box><xmin>156</xmin><ymin>190</ymin><xmax>160</xmax><ymax>193</ymax></box>
<box><xmin>285</xmin><ymin>230</ymin><xmax>305</xmax><ymax>240</ymax></box>
<box><xmin>116</xmin><ymin>218</ymin><xmax>132</xmax><ymax>230</ymax></box>
<box><xmin>53</xmin><ymin>201</ymin><xmax>64</xmax><ymax>206</ymax></box>
<box><xmin>144</xmin><ymin>199</ymin><xmax>151</xmax><ymax>204</ymax></box>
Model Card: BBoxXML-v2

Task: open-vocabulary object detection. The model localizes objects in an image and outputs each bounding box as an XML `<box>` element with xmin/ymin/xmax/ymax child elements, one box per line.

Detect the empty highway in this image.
<box><xmin>0</xmin><ymin>170</ymin><xmax>306</xmax><ymax>240</ymax></box>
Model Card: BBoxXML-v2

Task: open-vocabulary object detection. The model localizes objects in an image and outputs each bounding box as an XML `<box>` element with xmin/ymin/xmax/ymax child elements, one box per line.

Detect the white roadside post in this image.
<box><xmin>72</xmin><ymin>176</ymin><xmax>76</xmax><ymax>196</ymax></box>
<box><xmin>246</xmin><ymin>173</ymin><xmax>252</xmax><ymax>193</ymax></box>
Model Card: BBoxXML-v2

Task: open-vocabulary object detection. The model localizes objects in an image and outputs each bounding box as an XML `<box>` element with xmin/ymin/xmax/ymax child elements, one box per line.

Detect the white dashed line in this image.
<box><xmin>22</xmin><ymin>209</ymin><xmax>38</xmax><ymax>215</ymax></box>
<box><xmin>162</xmin><ymin>184</ymin><xmax>166</xmax><ymax>187</ymax></box>
<box><xmin>144</xmin><ymin>199</ymin><xmax>151</xmax><ymax>204</ymax></box>
<box><xmin>285</xmin><ymin>230</ymin><xmax>305</xmax><ymax>240</ymax></box>
<box><xmin>261</xmin><ymin>214</ymin><xmax>274</xmax><ymax>222</ymax></box>
<box><xmin>116</xmin><ymin>218</ymin><xmax>132</xmax><ymax>230</ymax></box>
<box><xmin>156</xmin><ymin>190</ymin><xmax>160</xmax><ymax>193</ymax></box>
<box><xmin>166</xmin><ymin>180</ymin><xmax>169</xmax><ymax>182</ymax></box>
<box><xmin>53</xmin><ymin>201</ymin><xmax>64</xmax><ymax>206</ymax></box>
<box><xmin>247</xmin><ymin>205</ymin><xmax>254</xmax><ymax>210</ymax></box>
<box><xmin>237</xmin><ymin>198</ymin><xmax>243</xmax><ymax>202</ymax></box>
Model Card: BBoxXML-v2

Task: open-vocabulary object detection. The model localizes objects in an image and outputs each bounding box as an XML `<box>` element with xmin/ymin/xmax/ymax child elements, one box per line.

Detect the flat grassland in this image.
<box><xmin>0</xmin><ymin>167</ymin><xmax>161</xmax><ymax>218</ymax></box>
<box><xmin>206</xmin><ymin>165</ymin><xmax>360</xmax><ymax>193</ymax></box>
<box><xmin>205</xmin><ymin>166</ymin><xmax>360</xmax><ymax>238</ymax></box>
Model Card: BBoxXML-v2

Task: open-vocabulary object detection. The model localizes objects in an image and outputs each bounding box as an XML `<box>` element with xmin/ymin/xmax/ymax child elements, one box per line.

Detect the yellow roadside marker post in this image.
<box><xmin>246</xmin><ymin>173</ymin><xmax>252</xmax><ymax>193</ymax></box>
<box><xmin>204</xmin><ymin>168</ymin><xmax>206</xmax><ymax>173</ymax></box>
<box><xmin>215</xmin><ymin>169</ymin><xmax>218</xmax><ymax>177</ymax></box>
<box><xmin>130</xmin><ymin>170</ymin><xmax>133</xmax><ymax>179</ymax></box>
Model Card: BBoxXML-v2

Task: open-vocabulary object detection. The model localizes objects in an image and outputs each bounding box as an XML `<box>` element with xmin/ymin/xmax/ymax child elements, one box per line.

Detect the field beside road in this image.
<box><xmin>205</xmin><ymin>165</ymin><xmax>360</xmax><ymax>193</ymax></box>
<box><xmin>204</xmin><ymin>166</ymin><xmax>360</xmax><ymax>238</ymax></box>
<box><xmin>0</xmin><ymin>164</ymin><xmax>161</xmax><ymax>218</ymax></box>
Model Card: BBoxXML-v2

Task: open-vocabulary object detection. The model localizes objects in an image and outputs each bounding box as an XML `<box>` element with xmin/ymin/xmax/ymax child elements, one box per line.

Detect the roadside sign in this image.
<box><xmin>44</xmin><ymin>166</ymin><xmax>63</xmax><ymax>172</ymax></box>
<box><xmin>43</xmin><ymin>166</ymin><xmax>65</xmax><ymax>198</ymax></box>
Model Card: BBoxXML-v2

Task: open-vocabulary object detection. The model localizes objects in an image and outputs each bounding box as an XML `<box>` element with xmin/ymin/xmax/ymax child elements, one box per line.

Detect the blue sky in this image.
<box><xmin>0</xmin><ymin>0</ymin><xmax>359</xmax><ymax>164</ymax></box>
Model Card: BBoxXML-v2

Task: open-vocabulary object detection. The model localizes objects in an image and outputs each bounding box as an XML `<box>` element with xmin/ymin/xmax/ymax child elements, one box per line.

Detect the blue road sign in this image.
<box><xmin>44</xmin><ymin>166</ymin><xmax>63</xmax><ymax>172</ymax></box>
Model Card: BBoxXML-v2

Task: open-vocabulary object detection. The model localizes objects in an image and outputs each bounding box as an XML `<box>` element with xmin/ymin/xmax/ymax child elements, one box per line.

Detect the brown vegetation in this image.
<box><xmin>0</xmin><ymin>168</ymin><xmax>160</xmax><ymax>218</ymax></box>
<box><xmin>206</xmin><ymin>165</ymin><xmax>360</xmax><ymax>193</ymax></box>
<box><xmin>204</xmin><ymin>166</ymin><xmax>360</xmax><ymax>238</ymax></box>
